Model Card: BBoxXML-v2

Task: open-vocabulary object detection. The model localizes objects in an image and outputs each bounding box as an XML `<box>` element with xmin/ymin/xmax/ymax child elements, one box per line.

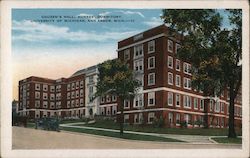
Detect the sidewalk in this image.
<box><xmin>60</xmin><ymin>123</ymin><xmax>213</xmax><ymax>144</ymax></box>
<box><xmin>12</xmin><ymin>127</ymin><xmax>241</xmax><ymax>149</ymax></box>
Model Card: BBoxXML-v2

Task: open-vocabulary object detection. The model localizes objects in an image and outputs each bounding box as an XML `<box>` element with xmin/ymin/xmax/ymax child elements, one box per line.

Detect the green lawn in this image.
<box><xmin>212</xmin><ymin>137</ymin><xmax>242</xmax><ymax>144</ymax></box>
<box><xmin>61</xmin><ymin>126</ymin><xmax>183</xmax><ymax>142</ymax></box>
<box><xmin>75</xmin><ymin>119</ymin><xmax>242</xmax><ymax>136</ymax></box>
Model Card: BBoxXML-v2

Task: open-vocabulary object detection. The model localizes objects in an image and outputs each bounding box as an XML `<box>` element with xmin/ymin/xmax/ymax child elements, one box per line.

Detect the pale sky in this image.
<box><xmin>12</xmin><ymin>9</ymin><xmax>231</xmax><ymax>100</ymax></box>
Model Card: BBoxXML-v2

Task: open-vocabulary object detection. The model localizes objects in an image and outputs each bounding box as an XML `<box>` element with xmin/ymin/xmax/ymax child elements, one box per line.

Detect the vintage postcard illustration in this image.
<box><xmin>1</xmin><ymin>1</ymin><xmax>249</xmax><ymax>158</ymax></box>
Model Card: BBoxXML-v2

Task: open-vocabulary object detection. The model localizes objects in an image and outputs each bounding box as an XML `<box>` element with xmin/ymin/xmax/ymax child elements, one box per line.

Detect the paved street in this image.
<box><xmin>12</xmin><ymin>127</ymin><xmax>241</xmax><ymax>149</ymax></box>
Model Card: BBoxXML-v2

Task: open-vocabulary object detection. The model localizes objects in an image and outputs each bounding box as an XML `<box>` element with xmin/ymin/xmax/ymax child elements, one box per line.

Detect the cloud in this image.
<box><xmin>117</xmin><ymin>10</ymin><xmax>145</xmax><ymax>18</ymax></box>
<box><xmin>12</xmin><ymin>20</ymin><xmax>140</xmax><ymax>43</ymax></box>
<box><xmin>98</xmin><ymin>11</ymin><xmax>111</xmax><ymax>16</ymax></box>
<box><xmin>144</xmin><ymin>17</ymin><xmax>163</xmax><ymax>27</ymax></box>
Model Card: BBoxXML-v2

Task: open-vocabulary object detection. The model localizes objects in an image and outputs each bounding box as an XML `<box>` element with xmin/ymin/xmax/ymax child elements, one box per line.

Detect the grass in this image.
<box><xmin>75</xmin><ymin>119</ymin><xmax>242</xmax><ymax>136</ymax></box>
<box><xmin>212</xmin><ymin>137</ymin><xmax>242</xmax><ymax>144</ymax></box>
<box><xmin>61</xmin><ymin>126</ymin><xmax>183</xmax><ymax>142</ymax></box>
<box><xmin>60</xmin><ymin>118</ymin><xmax>88</xmax><ymax>124</ymax></box>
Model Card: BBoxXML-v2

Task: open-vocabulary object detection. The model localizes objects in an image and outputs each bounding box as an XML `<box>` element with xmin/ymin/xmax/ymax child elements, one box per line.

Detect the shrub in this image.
<box><xmin>153</xmin><ymin>116</ymin><xmax>164</xmax><ymax>128</ymax></box>
<box><xmin>180</xmin><ymin>121</ymin><xmax>187</xmax><ymax>128</ymax></box>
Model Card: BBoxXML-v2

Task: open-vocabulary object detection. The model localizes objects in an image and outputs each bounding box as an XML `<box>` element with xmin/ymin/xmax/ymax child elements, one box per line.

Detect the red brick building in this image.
<box><xmin>117</xmin><ymin>24</ymin><xmax>242</xmax><ymax>128</ymax></box>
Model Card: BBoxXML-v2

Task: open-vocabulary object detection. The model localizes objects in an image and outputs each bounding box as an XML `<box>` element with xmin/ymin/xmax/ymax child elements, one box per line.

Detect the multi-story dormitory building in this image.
<box><xmin>18</xmin><ymin>24</ymin><xmax>242</xmax><ymax>128</ymax></box>
<box><xmin>18</xmin><ymin>65</ymin><xmax>118</xmax><ymax>119</ymax></box>
<box><xmin>117</xmin><ymin>24</ymin><xmax>242</xmax><ymax>128</ymax></box>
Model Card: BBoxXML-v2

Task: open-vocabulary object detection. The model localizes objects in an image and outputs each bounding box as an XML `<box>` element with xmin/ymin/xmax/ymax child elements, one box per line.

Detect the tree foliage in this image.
<box><xmin>95</xmin><ymin>59</ymin><xmax>140</xmax><ymax>135</ymax></box>
<box><xmin>161</xmin><ymin>9</ymin><xmax>242</xmax><ymax>138</ymax></box>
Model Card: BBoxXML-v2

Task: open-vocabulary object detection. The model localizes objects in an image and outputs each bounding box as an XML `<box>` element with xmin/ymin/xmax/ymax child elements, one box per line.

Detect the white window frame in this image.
<box><xmin>148</xmin><ymin>112</ymin><xmax>155</xmax><ymax>124</ymax></box>
<box><xmin>148</xmin><ymin>73</ymin><xmax>155</xmax><ymax>86</ymax></box>
<box><xmin>176</xmin><ymin>94</ymin><xmax>180</xmax><ymax>107</ymax></box>
<box><xmin>134</xmin><ymin>59</ymin><xmax>144</xmax><ymax>72</ymax></box>
<box><xmin>168</xmin><ymin>92</ymin><xmax>173</xmax><ymax>106</ymax></box>
<box><xmin>176</xmin><ymin>43</ymin><xmax>181</xmax><ymax>54</ymax></box>
<box><xmin>176</xmin><ymin>59</ymin><xmax>180</xmax><ymax>71</ymax></box>
<box><xmin>175</xmin><ymin>75</ymin><xmax>181</xmax><ymax>87</ymax></box>
<box><xmin>184</xmin><ymin>62</ymin><xmax>192</xmax><ymax>75</ymax></box>
<box><xmin>200</xmin><ymin>99</ymin><xmax>204</xmax><ymax>110</ymax></box>
<box><xmin>183</xmin><ymin>95</ymin><xmax>191</xmax><ymax>109</ymax></box>
<box><xmin>183</xmin><ymin>77</ymin><xmax>191</xmax><ymax>90</ymax></box>
<box><xmin>168</xmin><ymin>72</ymin><xmax>173</xmax><ymax>85</ymax></box>
<box><xmin>168</xmin><ymin>39</ymin><xmax>173</xmax><ymax>53</ymax></box>
<box><xmin>148</xmin><ymin>92</ymin><xmax>155</xmax><ymax>106</ymax></box>
<box><xmin>148</xmin><ymin>56</ymin><xmax>155</xmax><ymax>69</ymax></box>
<box><xmin>124</xmin><ymin>49</ymin><xmax>130</xmax><ymax>60</ymax></box>
<box><xmin>194</xmin><ymin>98</ymin><xmax>198</xmax><ymax>109</ymax></box>
<box><xmin>124</xmin><ymin>100</ymin><xmax>130</xmax><ymax>109</ymax></box>
<box><xmin>134</xmin><ymin>44</ymin><xmax>144</xmax><ymax>59</ymax></box>
<box><xmin>148</xmin><ymin>40</ymin><xmax>155</xmax><ymax>53</ymax></box>
<box><xmin>168</xmin><ymin>56</ymin><xmax>173</xmax><ymax>69</ymax></box>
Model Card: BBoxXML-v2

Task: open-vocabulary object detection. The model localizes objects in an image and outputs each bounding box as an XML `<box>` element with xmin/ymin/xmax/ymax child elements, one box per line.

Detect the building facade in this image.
<box><xmin>117</xmin><ymin>24</ymin><xmax>242</xmax><ymax>128</ymax></box>
<box><xmin>18</xmin><ymin>24</ymin><xmax>242</xmax><ymax>128</ymax></box>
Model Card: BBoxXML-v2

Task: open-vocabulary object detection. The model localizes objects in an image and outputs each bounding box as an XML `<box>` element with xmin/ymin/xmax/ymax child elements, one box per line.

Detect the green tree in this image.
<box><xmin>95</xmin><ymin>59</ymin><xmax>140</xmax><ymax>135</ymax></box>
<box><xmin>161</xmin><ymin>9</ymin><xmax>242</xmax><ymax>138</ymax></box>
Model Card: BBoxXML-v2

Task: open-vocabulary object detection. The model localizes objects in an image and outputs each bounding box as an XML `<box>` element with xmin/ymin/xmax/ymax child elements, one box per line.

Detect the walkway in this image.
<box><xmin>12</xmin><ymin>127</ymin><xmax>241</xmax><ymax>149</ymax></box>
<box><xmin>60</xmin><ymin>122</ymin><xmax>213</xmax><ymax>144</ymax></box>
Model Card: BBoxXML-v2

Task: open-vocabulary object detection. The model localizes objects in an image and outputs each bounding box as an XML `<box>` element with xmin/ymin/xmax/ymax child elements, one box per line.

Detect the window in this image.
<box><xmin>124</xmin><ymin>49</ymin><xmax>130</xmax><ymax>60</ymax></box>
<box><xmin>176</xmin><ymin>94</ymin><xmax>180</xmax><ymax>107</ymax></box>
<box><xmin>148</xmin><ymin>40</ymin><xmax>155</xmax><ymax>53</ymax></box>
<box><xmin>215</xmin><ymin>101</ymin><xmax>220</xmax><ymax>112</ymax></box>
<box><xmin>124</xmin><ymin>100</ymin><xmax>130</xmax><ymax>109</ymax></box>
<box><xmin>89</xmin><ymin>76</ymin><xmax>94</xmax><ymax>83</ymax></box>
<box><xmin>184</xmin><ymin>77</ymin><xmax>191</xmax><ymax>89</ymax></box>
<box><xmin>43</xmin><ymin>85</ymin><xmax>48</xmax><ymax>91</ymax></box>
<box><xmin>184</xmin><ymin>114</ymin><xmax>192</xmax><ymax>124</ymax></box>
<box><xmin>134</xmin><ymin>59</ymin><xmax>143</xmax><ymax>72</ymax></box>
<box><xmin>168</xmin><ymin>92</ymin><xmax>173</xmax><ymax>106</ymax></box>
<box><xmin>89</xmin><ymin>86</ymin><xmax>94</xmax><ymax>95</ymax></box>
<box><xmin>183</xmin><ymin>95</ymin><xmax>191</xmax><ymax>108</ymax></box>
<box><xmin>209</xmin><ymin>100</ymin><xmax>214</xmax><ymax>112</ymax></box>
<box><xmin>80</xmin><ymin>89</ymin><xmax>84</xmax><ymax>97</ymax></box>
<box><xmin>148</xmin><ymin>73</ymin><xmax>155</xmax><ymax>86</ymax></box>
<box><xmin>35</xmin><ymin>101</ymin><xmax>40</xmax><ymax>108</ymax></box>
<box><xmin>106</xmin><ymin>95</ymin><xmax>111</xmax><ymax>102</ymax></box>
<box><xmin>176</xmin><ymin>43</ymin><xmax>181</xmax><ymax>54</ymax></box>
<box><xmin>124</xmin><ymin>114</ymin><xmax>130</xmax><ymax>124</ymax></box>
<box><xmin>35</xmin><ymin>84</ymin><xmax>40</xmax><ymax>90</ymax></box>
<box><xmin>50</xmin><ymin>86</ymin><xmax>55</xmax><ymax>92</ymax></box>
<box><xmin>221</xmin><ymin>102</ymin><xmax>224</xmax><ymax>112</ymax></box>
<box><xmin>168</xmin><ymin>40</ymin><xmax>173</xmax><ymax>52</ymax></box>
<box><xmin>50</xmin><ymin>94</ymin><xmax>55</xmax><ymax>100</ymax></box>
<box><xmin>148</xmin><ymin>112</ymin><xmax>155</xmax><ymax>124</ymax></box>
<box><xmin>35</xmin><ymin>92</ymin><xmax>40</xmax><ymax>99</ymax></box>
<box><xmin>112</xmin><ymin>106</ymin><xmax>117</xmax><ymax>115</ymax></box>
<box><xmin>80</xmin><ymin>99</ymin><xmax>84</xmax><ymax>106</ymax></box>
<box><xmin>134</xmin><ymin>44</ymin><xmax>143</xmax><ymax>58</ymax></box>
<box><xmin>101</xmin><ymin>96</ymin><xmax>105</xmax><ymax>103</ymax></box>
<box><xmin>134</xmin><ymin>114</ymin><xmax>139</xmax><ymax>124</ymax></box>
<box><xmin>50</xmin><ymin>102</ymin><xmax>55</xmax><ymax>109</ymax></box>
<box><xmin>148</xmin><ymin>57</ymin><xmax>155</xmax><ymax>69</ymax></box>
<box><xmin>80</xmin><ymin>81</ymin><xmax>84</xmax><ymax>88</ymax></box>
<box><xmin>76</xmin><ymin>91</ymin><xmax>79</xmax><ymax>98</ymax></box>
<box><xmin>168</xmin><ymin>56</ymin><xmax>173</xmax><ymax>68</ymax></box>
<box><xmin>71</xmin><ymin>91</ymin><xmax>75</xmax><ymax>99</ymax></box>
<box><xmin>136</xmin><ymin>75</ymin><xmax>144</xmax><ymax>86</ymax></box>
<box><xmin>175</xmin><ymin>75</ymin><xmax>181</xmax><ymax>87</ymax></box>
<box><xmin>148</xmin><ymin>92</ymin><xmax>155</xmax><ymax>106</ymax></box>
<box><xmin>43</xmin><ymin>101</ymin><xmax>48</xmax><ymax>108</ymax></box>
<box><xmin>71</xmin><ymin>83</ymin><xmax>75</xmax><ymax>90</ymax></box>
<box><xmin>176</xmin><ymin>113</ymin><xmax>180</xmax><ymax>124</ymax></box>
<box><xmin>184</xmin><ymin>62</ymin><xmax>192</xmax><ymax>74</ymax></box>
<box><xmin>67</xmin><ymin>101</ymin><xmax>70</xmax><ymax>108</ymax></box>
<box><xmin>112</xmin><ymin>95</ymin><xmax>117</xmax><ymax>102</ymax></box>
<box><xmin>194</xmin><ymin>98</ymin><xmax>198</xmax><ymax>109</ymax></box>
<box><xmin>76</xmin><ymin>82</ymin><xmax>79</xmax><ymax>89</ymax></box>
<box><xmin>56</xmin><ymin>85</ymin><xmax>61</xmax><ymax>92</ymax></box>
<box><xmin>176</xmin><ymin>59</ymin><xmax>180</xmax><ymax>71</ymax></box>
<box><xmin>76</xmin><ymin>99</ymin><xmax>79</xmax><ymax>107</ymax></box>
<box><xmin>134</xmin><ymin>94</ymin><xmax>143</xmax><ymax>107</ymax></box>
<box><xmin>200</xmin><ymin>99</ymin><xmax>204</xmax><ymax>110</ymax></box>
<box><xmin>168</xmin><ymin>72</ymin><xmax>173</xmax><ymax>85</ymax></box>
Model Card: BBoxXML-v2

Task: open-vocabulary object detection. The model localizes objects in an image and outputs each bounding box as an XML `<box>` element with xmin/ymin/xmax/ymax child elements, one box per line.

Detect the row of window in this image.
<box><xmin>67</xmin><ymin>81</ymin><xmax>84</xmax><ymax>91</ymax></box>
<box><xmin>124</xmin><ymin>92</ymin><xmax>155</xmax><ymax>108</ymax></box>
<box><xmin>35</xmin><ymin>101</ymin><xmax>61</xmax><ymax>109</ymax></box>
<box><xmin>124</xmin><ymin>39</ymin><xmax>181</xmax><ymax>60</ymax></box>
<box><xmin>101</xmin><ymin>95</ymin><xmax>117</xmax><ymax>103</ymax></box>
<box><xmin>100</xmin><ymin>106</ymin><xmax>117</xmax><ymax>115</ymax></box>
<box><xmin>67</xmin><ymin>90</ymin><xmax>84</xmax><ymax>100</ymax></box>
<box><xmin>133</xmin><ymin>56</ymin><xmax>191</xmax><ymax>76</ymax></box>
<box><xmin>67</xmin><ymin>99</ymin><xmax>84</xmax><ymax>108</ymax></box>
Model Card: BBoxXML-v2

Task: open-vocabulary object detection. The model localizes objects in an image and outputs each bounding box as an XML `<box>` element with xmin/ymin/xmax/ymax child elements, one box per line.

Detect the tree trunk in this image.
<box><xmin>203</xmin><ymin>99</ymin><xmax>209</xmax><ymax>128</ymax></box>
<box><xmin>228</xmin><ymin>83</ymin><xmax>236</xmax><ymax>138</ymax></box>
<box><xmin>120</xmin><ymin>98</ymin><xmax>124</xmax><ymax>136</ymax></box>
